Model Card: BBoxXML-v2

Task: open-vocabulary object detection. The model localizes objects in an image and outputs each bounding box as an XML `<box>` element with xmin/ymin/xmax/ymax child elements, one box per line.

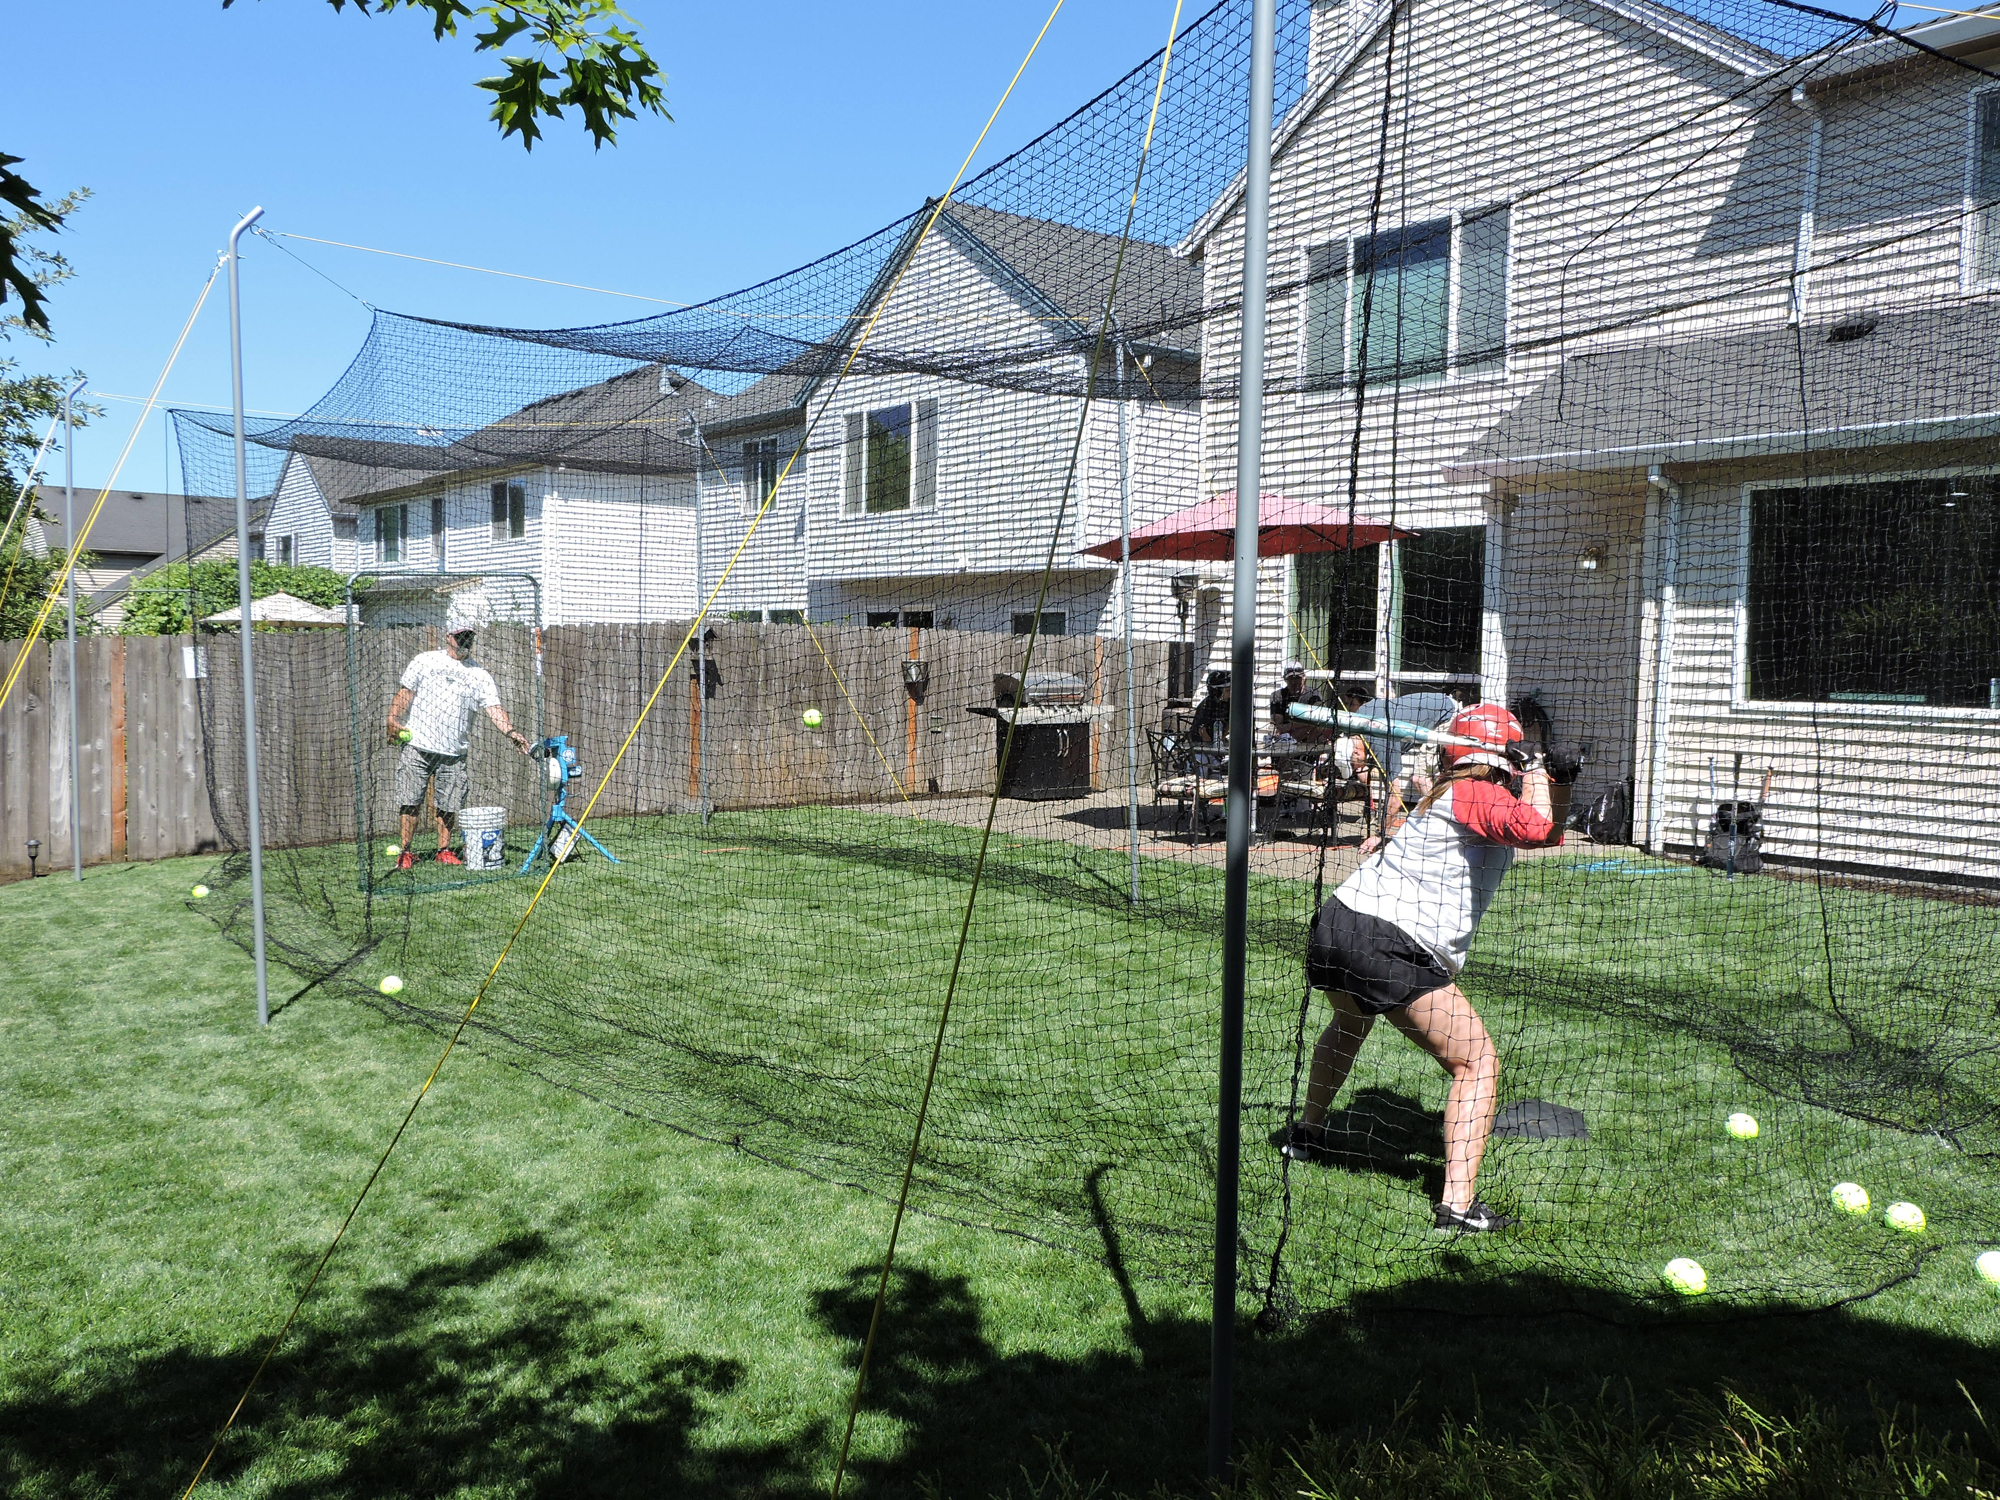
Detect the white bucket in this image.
<box><xmin>459</xmin><ymin>806</ymin><xmax>507</xmax><ymax>871</ymax></box>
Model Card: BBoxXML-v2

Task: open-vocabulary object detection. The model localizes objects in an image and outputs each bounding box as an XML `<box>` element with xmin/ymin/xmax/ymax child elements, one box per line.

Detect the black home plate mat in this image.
<box><xmin>1493</xmin><ymin>1099</ymin><xmax>1588</xmax><ymax>1141</ymax></box>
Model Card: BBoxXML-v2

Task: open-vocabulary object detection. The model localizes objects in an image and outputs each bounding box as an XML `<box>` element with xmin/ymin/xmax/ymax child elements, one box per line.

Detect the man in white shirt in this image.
<box><xmin>385</xmin><ymin>625</ymin><xmax>532</xmax><ymax>869</ymax></box>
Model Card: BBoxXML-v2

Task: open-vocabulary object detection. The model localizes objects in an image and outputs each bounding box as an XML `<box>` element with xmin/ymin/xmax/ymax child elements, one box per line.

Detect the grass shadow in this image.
<box><xmin>0</xmin><ymin>1233</ymin><xmax>820</xmax><ymax>1500</ymax></box>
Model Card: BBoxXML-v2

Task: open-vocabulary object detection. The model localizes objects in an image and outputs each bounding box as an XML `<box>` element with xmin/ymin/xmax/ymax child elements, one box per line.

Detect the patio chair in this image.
<box><xmin>1146</xmin><ymin>728</ymin><xmax>1228</xmax><ymax>842</ymax></box>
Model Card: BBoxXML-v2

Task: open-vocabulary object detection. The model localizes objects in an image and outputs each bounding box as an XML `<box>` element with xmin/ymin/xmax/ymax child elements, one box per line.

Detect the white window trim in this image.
<box><xmin>1731</xmin><ymin>465</ymin><xmax>2000</xmax><ymax>723</ymax></box>
<box><xmin>1296</xmin><ymin>205</ymin><xmax>1511</xmax><ymax>405</ymax></box>
<box><xmin>1962</xmin><ymin>81</ymin><xmax>2000</xmax><ymax>290</ymax></box>
<box><xmin>843</xmin><ymin>400</ymin><xmax>935</xmax><ymax>519</ymax></box>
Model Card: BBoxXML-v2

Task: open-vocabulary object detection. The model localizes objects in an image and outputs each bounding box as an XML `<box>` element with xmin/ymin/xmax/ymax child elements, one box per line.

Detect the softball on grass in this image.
<box><xmin>190</xmin><ymin>884</ymin><xmax>209</xmax><ymax>899</ymax></box>
<box><xmin>1725</xmin><ymin>1112</ymin><xmax>1759</xmax><ymax>1139</ymax></box>
<box><xmin>1884</xmin><ymin>1200</ymin><xmax>1926</xmax><ymax>1234</ymax></box>
<box><xmin>802</xmin><ymin>707</ymin><xmax>824</xmax><ymax>729</ymax></box>
<box><xmin>1976</xmin><ymin>1250</ymin><xmax>2000</xmax><ymax>1287</ymax></box>
<box><xmin>384</xmin><ymin>844</ymin><xmax>401</xmax><ymax>859</ymax></box>
<box><xmin>378</xmin><ymin>974</ymin><xmax>405</xmax><ymax>996</ymax></box>
<box><xmin>1831</xmin><ymin>1182</ymin><xmax>1870</xmax><ymax>1215</ymax></box>
<box><xmin>1662</xmin><ymin>1257</ymin><xmax>1707</xmax><ymax>1295</ymax></box>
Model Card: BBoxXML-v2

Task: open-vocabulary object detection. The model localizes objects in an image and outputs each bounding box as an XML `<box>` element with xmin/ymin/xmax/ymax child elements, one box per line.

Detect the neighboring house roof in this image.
<box><xmin>31</xmin><ymin>486</ymin><xmax>230</xmax><ymax>565</ymax></box>
<box><xmin>1443</xmin><ymin>301</ymin><xmax>2000</xmax><ymax>481</ymax></box>
<box><xmin>1176</xmin><ymin>0</ymin><xmax>1865</xmax><ymax>258</ymax></box>
<box><xmin>932</xmin><ymin>200</ymin><xmax>1204</xmax><ymax>356</ymax></box>
<box><xmin>283</xmin><ymin>364</ymin><xmax>726</xmax><ymax>507</ymax></box>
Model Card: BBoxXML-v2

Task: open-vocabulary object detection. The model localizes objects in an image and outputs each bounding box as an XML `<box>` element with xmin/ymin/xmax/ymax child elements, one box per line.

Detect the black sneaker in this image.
<box><xmin>1277</xmin><ymin>1122</ymin><xmax>1331</xmax><ymax>1161</ymax></box>
<box><xmin>1433</xmin><ymin>1199</ymin><xmax>1516</xmax><ymax>1233</ymax></box>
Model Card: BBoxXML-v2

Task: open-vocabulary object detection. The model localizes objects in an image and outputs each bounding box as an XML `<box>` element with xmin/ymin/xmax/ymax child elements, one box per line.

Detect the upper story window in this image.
<box><xmin>491</xmin><ymin>481</ymin><xmax>526</xmax><ymax>541</ymax></box>
<box><xmin>742</xmin><ymin>438</ymin><xmax>782</xmax><ymax>514</ymax></box>
<box><xmin>843</xmin><ymin>400</ymin><xmax>938</xmax><ymax>515</ymax></box>
<box><xmin>275</xmin><ymin>534</ymin><xmax>295</xmax><ymax>567</ymax></box>
<box><xmin>1970</xmin><ymin>90</ymin><xmax>2000</xmax><ymax>284</ymax></box>
<box><xmin>1746</xmin><ymin>475</ymin><xmax>2000</xmax><ymax>708</ymax></box>
<box><xmin>376</xmin><ymin>504</ymin><xmax>407</xmax><ymax>564</ymax></box>
<box><xmin>1304</xmin><ymin>206</ymin><xmax>1510</xmax><ymax>388</ymax></box>
<box><xmin>430</xmin><ymin>497</ymin><xmax>446</xmax><ymax>562</ymax></box>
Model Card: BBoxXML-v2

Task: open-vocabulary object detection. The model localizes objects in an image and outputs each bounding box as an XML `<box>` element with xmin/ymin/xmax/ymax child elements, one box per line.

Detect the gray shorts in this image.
<box><xmin>395</xmin><ymin>745</ymin><xmax>469</xmax><ymax>815</ymax></box>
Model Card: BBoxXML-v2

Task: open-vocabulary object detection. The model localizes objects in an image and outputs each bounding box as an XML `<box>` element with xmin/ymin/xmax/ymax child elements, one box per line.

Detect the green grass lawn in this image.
<box><xmin>4</xmin><ymin>829</ymin><xmax>1999</xmax><ymax>1497</ymax></box>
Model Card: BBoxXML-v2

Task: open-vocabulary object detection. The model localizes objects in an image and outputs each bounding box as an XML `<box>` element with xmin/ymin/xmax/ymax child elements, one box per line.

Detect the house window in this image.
<box><xmin>276</xmin><ymin>534</ymin><xmax>295</xmax><ymax>567</ymax></box>
<box><xmin>869</xmin><ymin>609</ymin><xmax>932</xmax><ymax>628</ymax></box>
<box><xmin>742</xmin><ymin>438</ymin><xmax>782</xmax><ymax>513</ymax></box>
<box><xmin>1354</xmin><ymin>219</ymin><xmax>1451</xmax><ymax>383</ymax></box>
<box><xmin>430</xmin><ymin>497</ymin><xmax>446</xmax><ymax>563</ymax></box>
<box><xmin>1394</xmin><ymin>527</ymin><xmax>1485</xmax><ymax>675</ymax></box>
<box><xmin>1291</xmin><ymin>530</ymin><xmax>1484</xmax><ymax>678</ymax></box>
<box><xmin>843</xmin><ymin>400</ymin><xmax>938</xmax><ymax>514</ymax></box>
<box><xmin>491</xmin><ymin>481</ymin><xmax>526</xmax><ymax>541</ymax></box>
<box><xmin>1972</xmin><ymin>90</ymin><xmax>2000</xmax><ymax>283</ymax></box>
<box><xmin>250</xmin><ymin>535</ymin><xmax>266</xmax><ymax>563</ymax></box>
<box><xmin>1304</xmin><ymin>207</ymin><xmax>1510</xmax><ymax>387</ymax></box>
<box><xmin>866</xmin><ymin>611</ymin><xmax>900</xmax><ymax>628</ymax></box>
<box><xmin>376</xmin><ymin>505</ymin><xmax>407</xmax><ymax>564</ymax></box>
<box><xmin>768</xmin><ymin>609</ymin><xmax>805</xmax><ymax>625</ymax></box>
<box><xmin>1292</xmin><ymin>545</ymin><xmax>1380</xmax><ymax>672</ymax></box>
<box><xmin>1011</xmin><ymin>611</ymin><xmax>1065</xmax><ymax>637</ymax></box>
<box><xmin>1746</xmin><ymin>476</ymin><xmax>2000</xmax><ymax>708</ymax></box>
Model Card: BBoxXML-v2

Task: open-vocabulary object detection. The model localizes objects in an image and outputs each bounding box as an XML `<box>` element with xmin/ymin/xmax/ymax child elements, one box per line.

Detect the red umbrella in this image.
<box><xmin>1081</xmin><ymin>492</ymin><xmax>1412</xmax><ymax>562</ymax></box>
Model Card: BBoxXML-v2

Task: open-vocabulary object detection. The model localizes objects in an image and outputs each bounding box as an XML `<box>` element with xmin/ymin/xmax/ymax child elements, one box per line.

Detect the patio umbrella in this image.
<box><xmin>200</xmin><ymin>591</ymin><xmax>349</xmax><ymax>628</ymax></box>
<box><xmin>1080</xmin><ymin>492</ymin><xmax>1412</xmax><ymax>562</ymax></box>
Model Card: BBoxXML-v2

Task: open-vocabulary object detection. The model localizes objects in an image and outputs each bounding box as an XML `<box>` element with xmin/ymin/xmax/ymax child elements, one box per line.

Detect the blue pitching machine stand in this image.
<box><xmin>521</xmin><ymin>735</ymin><xmax>619</xmax><ymax>870</ymax></box>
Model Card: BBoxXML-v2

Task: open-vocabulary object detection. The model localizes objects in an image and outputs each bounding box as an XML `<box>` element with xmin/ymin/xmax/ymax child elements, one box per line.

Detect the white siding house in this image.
<box><xmin>1188</xmin><ymin>0</ymin><xmax>2000</xmax><ymax>882</ymax></box>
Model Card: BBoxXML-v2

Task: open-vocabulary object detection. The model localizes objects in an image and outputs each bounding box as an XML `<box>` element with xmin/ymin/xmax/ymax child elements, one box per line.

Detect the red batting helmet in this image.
<box><xmin>1442</xmin><ymin>703</ymin><xmax>1524</xmax><ymax>772</ymax></box>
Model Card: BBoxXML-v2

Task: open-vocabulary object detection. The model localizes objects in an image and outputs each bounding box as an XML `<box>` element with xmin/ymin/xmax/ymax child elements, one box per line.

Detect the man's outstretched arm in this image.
<box><xmin>485</xmin><ymin>703</ymin><xmax>533</xmax><ymax>754</ymax></box>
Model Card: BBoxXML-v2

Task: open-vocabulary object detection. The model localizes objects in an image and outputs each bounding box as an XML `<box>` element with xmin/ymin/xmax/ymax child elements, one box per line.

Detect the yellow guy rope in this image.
<box><xmin>685</xmin><ymin>425</ymin><xmax>910</xmax><ymax>801</ymax></box>
<box><xmin>801</xmin><ymin>618</ymin><xmax>912</xmax><ymax>802</ymax></box>
<box><xmin>180</xmin><ymin>5</ymin><xmax>1076</xmax><ymax>1492</ymax></box>
<box><xmin>827</xmin><ymin>1</ymin><xmax>1184</xmax><ymax>1492</ymax></box>
<box><xmin>0</xmin><ymin>257</ymin><xmax>223</xmax><ymax>716</ymax></box>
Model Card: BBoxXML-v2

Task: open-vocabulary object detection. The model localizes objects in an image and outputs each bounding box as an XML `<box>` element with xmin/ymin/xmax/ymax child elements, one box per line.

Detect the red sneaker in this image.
<box><xmin>435</xmin><ymin>849</ymin><xmax>465</xmax><ymax>866</ymax></box>
<box><xmin>396</xmin><ymin>851</ymin><xmax>415</xmax><ymax>871</ymax></box>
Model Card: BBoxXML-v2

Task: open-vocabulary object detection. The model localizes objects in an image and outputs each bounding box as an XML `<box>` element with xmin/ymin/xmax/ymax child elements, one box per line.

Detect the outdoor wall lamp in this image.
<box><xmin>25</xmin><ymin>838</ymin><xmax>40</xmax><ymax>878</ymax></box>
<box><xmin>1575</xmin><ymin>546</ymin><xmax>1606</xmax><ymax>573</ymax></box>
<box><xmin>902</xmin><ymin>658</ymin><xmax>931</xmax><ymax>701</ymax></box>
<box><xmin>1170</xmin><ymin>571</ymin><xmax>1201</xmax><ymax>622</ymax></box>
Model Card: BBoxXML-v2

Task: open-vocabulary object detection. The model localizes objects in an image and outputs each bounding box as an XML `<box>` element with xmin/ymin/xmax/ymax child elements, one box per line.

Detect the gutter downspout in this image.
<box><xmin>1645</xmin><ymin>464</ymin><xmax>1681</xmax><ymax>852</ymax></box>
<box><xmin>1789</xmin><ymin>84</ymin><xmax>1821</xmax><ymax>326</ymax></box>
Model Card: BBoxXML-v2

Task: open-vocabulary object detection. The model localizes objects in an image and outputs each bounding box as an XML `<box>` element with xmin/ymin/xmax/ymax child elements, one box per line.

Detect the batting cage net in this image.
<box><xmin>172</xmin><ymin>0</ymin><xmax>2000</xmax><ymax>1324</ymax></box>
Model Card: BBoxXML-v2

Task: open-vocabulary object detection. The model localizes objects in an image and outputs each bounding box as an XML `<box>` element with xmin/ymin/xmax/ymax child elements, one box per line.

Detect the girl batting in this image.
<box><xmin>1283</xmin><ymin>703</ymin><xmax>1561</xmax><ymax>1233</ymax></box>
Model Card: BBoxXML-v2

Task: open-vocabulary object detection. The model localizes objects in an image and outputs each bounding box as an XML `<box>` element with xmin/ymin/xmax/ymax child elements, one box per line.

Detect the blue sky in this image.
<box><xmin>8</xmin><ymin>0</ymin><xmax>1186</xmax><ymax>492</ymax></box>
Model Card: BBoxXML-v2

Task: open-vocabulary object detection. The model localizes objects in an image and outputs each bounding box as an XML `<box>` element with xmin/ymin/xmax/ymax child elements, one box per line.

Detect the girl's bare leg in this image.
<box><xmin>1387</xmin><ymin>983</ymin><xmax>1498</xmax><ymax>1211</ymax></box>
<box><xmin>1302</xmin><ymin>990</ymin><xmax>1374</xmax><ymax>1128</ymax></box>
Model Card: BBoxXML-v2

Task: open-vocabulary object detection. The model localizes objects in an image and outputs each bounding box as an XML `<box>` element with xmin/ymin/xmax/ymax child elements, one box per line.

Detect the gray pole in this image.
<box><xmin>693</xmin><ymin>421</ymin><xmax>710</xmax><ymax>825</ymax></box>
<box><xmin>62</xmin><ymin>376</ymin><xmax>86</xmax><ymax>881</ymax></box>
<box><xmin>228</xmin><ymin>206</ymin><xmax>271</xmax><ymax>1026</ymax></box>
<box><xmin>1119</xmin><ymin>343</ymin><xmax>1139</xmax><ymax>906</ymax></box>
<box><xmin>1212</xmin><ymin>0</ymin><xmax>1274</xmax><ymax>1481</ymax></box>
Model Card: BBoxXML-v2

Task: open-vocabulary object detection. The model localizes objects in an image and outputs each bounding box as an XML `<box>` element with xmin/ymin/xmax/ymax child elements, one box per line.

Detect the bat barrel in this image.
<box><xmin>1285</xmin><ymin>701</ymin><xmax>1487</xmax><ymax>752</ymax></box>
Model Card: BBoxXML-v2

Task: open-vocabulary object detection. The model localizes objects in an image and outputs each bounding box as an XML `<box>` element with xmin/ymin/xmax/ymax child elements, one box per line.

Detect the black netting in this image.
<box><xmin>170</xmin><ymin>0</ymin><xmax>2000</xmax><ymax>1323</ymax></box>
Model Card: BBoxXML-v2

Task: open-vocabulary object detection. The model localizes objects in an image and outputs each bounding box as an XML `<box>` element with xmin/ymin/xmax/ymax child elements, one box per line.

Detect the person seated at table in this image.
<box><xmin>1189</xmin><ymin>669</ymin><xmax>1231</xmax><ymax>744</ymax></box>
<box><xmin>1269</xmin><ymin>660</ymin><xmax>1332</xmax><ymax>743</ymax></box>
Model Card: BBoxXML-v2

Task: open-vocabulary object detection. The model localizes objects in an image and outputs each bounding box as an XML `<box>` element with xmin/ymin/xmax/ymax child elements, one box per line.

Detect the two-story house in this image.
<box><xmin>1188</xmin><ymin>0</ymin><xmax>2000</xmax><ymax>882</ymax></box>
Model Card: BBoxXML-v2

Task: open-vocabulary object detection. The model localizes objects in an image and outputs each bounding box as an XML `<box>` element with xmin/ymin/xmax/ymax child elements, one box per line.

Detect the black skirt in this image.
<box><xmin>1305</xmin><ymin>897</ymin><xmax>1452</xmax><ymax>1015</ymax></box>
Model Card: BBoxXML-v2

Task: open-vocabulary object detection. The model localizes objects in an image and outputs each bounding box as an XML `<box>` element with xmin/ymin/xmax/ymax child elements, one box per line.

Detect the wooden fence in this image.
<box><xmin>0</xmin><ymin>623</ymin><xmax>1175</xmax><ymax>880</ymax></box>
<box><xmin>1</xmin><ymin>636</ymin><xmax>216</xmax><ymax>879</ymax></box>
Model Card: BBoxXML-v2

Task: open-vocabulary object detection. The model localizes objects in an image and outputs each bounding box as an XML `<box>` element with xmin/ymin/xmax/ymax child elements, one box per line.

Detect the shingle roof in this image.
<box><xmin>1444</xmin><ymin>300</ymin><xmax>2000</xmax><ymax>481</ymax></box>
<box><xmin>935</xmin><ymin>200</ymin><xmax>1205</xmax><ymax>355</ymax></box>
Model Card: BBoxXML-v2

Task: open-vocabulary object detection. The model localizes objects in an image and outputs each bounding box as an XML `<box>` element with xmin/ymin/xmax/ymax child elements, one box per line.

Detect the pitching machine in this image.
<box><xmin>522</xmin><ymin>734</ymin><xmax>620</xmax><ymax>870</ymax></box>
